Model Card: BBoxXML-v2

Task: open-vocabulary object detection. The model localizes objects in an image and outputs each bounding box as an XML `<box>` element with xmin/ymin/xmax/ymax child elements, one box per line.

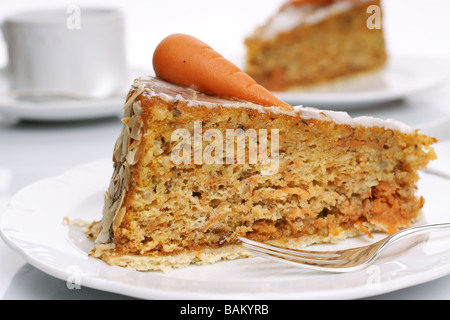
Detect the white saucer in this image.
<box><xmin>272</xmin><ymin>55</ymin><xmax>450</xmax><ymax>109</ymax></box>
<box><xmin>0</xmin><ymin>67</ymin><xmax>151</xmax><ymax>121</ymax></box>
<box><xmin>1</xmin><ymin>159</ymin><xmax>450</xmax><ymax>300</ymax></box>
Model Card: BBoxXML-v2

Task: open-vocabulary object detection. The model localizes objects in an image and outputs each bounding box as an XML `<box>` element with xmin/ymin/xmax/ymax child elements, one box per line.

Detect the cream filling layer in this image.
<box><xmin>135</xmin><ymin>76</ymin><xmax>415</xmax><ymax>134</ymax></box>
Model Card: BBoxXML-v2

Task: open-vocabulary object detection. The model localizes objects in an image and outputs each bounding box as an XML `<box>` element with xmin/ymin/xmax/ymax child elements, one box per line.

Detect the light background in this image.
<box><xmin>1</xmin><ymin>0</ymin><xmax>450</xmax><ymax>71</ymax></box>
<box><xmin>1</xmin><ymin>0</ymin><xmax>450</xmax><ymax>300</ymax></box>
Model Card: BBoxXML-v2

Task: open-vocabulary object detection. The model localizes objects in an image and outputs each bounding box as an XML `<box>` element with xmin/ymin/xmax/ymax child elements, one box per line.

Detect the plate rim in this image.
<box><xmin>272</xmin><ymin>54</ymin><xmax>450</xmax><ymax>108</ymax></box>
<box><xmin>0</xmin><ymin>67</ymin><xmax>151</xmax><ymax>121</ymax></box>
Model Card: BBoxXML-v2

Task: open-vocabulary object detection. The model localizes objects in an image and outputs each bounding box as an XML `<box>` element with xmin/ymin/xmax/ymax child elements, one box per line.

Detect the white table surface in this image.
<box><xmin>1</xmin><ymin>0</ymin><xmax>450</xmax><ymax>300</ymax></box>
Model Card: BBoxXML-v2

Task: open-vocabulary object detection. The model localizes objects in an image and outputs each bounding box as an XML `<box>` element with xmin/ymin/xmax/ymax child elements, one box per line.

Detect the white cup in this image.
<box><xmin>1</xmin><ymin>7</ymin><xmax>127</xmax><ymax>98</ymax></box>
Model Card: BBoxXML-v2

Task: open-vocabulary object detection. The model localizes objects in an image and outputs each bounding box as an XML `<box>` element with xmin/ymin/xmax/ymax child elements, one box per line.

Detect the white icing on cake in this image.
<box><xmin>256</xmin><ymin>0</ymin><xmax>373</xmax><ymax>40</ymax></box>
<box><xmin>132</xmin><ymin>76</ymin><xmax>415</xmax><ymax>134</ymax></box>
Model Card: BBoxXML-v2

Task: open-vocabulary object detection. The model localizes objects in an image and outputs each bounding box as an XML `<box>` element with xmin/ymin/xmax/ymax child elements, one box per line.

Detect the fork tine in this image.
<box><xmin>238</xmin><ymin>237</ymin><xmax>345</xmax><ymax>263</ymax></box>
<box><xmin>241</xmin><ymin>241</ymin><xmax>348</xmax><ymax>265</ymax></box>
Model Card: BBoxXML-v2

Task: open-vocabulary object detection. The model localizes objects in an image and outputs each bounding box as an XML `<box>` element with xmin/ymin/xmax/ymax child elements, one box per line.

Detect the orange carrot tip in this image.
<box><xmin>152</xmin><ymin>33</ymin><xmax>292</xmax><ymax>111</ymax></box>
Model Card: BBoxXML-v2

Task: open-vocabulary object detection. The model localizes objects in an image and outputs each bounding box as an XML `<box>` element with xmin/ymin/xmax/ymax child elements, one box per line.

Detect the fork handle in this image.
<box><xmin>386</xmin><ymin>223</ymin><xmax>450</xmax><ymax>246</ymax></box>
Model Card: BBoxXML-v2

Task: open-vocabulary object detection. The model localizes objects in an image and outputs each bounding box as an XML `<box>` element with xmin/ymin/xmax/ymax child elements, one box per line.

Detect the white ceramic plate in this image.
<box><xmin>1</xmin><ymin>159</ymin><xmax>450</xmax><ymax>300</ymax></box>
<box><xmin>0</xmin><ymin>68</ymin><xmax>151</xmax><ymax>121</ymax></box>
<box><xmin>272</xmin><ymin>55</ymin><xmax>450</xmax><ymax>109</ymax></box>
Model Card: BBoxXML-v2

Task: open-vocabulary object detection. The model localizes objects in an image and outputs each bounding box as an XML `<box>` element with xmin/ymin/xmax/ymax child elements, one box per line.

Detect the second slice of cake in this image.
<box><xmin>245</xmin><ymin>0</ymin><xmax>387</xmax><ymax>90</ymax></box>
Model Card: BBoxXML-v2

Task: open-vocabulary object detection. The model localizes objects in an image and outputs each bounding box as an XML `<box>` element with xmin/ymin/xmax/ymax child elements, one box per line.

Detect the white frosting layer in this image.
<box><xmin>257</xmin><ymin>0</ymin><xmax>372</xmax><ymax>40</ymax></box>
<box><xmin>133</xmin><ymin>76</ymin><xmax>415</xmax><ymax>134</ymax></box>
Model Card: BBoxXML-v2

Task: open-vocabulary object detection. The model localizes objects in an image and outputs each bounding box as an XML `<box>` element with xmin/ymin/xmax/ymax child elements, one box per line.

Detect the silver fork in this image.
<box><xmin>238</xmin><ymin>223</ymin><xmax>450</xmax><ymax>273</ymax></box>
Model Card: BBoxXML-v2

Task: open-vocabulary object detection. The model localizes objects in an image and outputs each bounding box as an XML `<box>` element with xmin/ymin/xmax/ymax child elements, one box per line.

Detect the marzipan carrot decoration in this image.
<box><xmin>152</xmin><ymin>33</ymin><xmax>293</xmax><ymax>111</ymax></box>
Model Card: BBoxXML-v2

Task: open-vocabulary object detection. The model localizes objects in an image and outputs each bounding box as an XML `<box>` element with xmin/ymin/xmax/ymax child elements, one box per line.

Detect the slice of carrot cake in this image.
<box><xmin>88</xmin><ymin>34</ymin><xmax>436</xmax><ymax>272</ymax></box>
<box><xmin>245</xmin><ymin>0</ymin><xmax>387</xmax><ymax>91</ymax></box>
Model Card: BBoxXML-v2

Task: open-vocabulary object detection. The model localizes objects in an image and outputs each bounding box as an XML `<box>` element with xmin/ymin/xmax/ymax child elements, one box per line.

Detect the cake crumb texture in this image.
<box><xmin>88</xmin><ymin>78</ymin><xmax>436</xmax><ymax>272</ymax></box>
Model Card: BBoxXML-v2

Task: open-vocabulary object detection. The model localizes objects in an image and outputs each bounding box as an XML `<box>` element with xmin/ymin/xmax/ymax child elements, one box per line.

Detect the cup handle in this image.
<box><xmin>0</xmin><ymin>22</ymin><xmax>8</xmax><ymax>73</ymax></box>
<box><xmin>0</xmin><ymin>22</ymin><xmax>5</xmax><ymax>47</ymax></box>
<box><xmin>0</xmin><ymin>21</ymin><xmax>9</xmax><ymax>82</ymax></box>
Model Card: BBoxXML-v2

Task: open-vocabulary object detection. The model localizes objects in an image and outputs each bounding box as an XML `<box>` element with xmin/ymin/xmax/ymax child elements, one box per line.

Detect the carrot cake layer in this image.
<box><xmin>88</xmin><ymin>76</ymin><xmax>436</xmax><ymax>272</ymax></box>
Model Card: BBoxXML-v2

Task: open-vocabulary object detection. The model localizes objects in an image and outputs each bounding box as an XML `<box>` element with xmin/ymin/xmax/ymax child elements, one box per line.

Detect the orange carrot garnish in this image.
<box><xmin>152</xmin><ymin>33</ymin><xmax>292</xmax><ymax>111</ymax></box>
